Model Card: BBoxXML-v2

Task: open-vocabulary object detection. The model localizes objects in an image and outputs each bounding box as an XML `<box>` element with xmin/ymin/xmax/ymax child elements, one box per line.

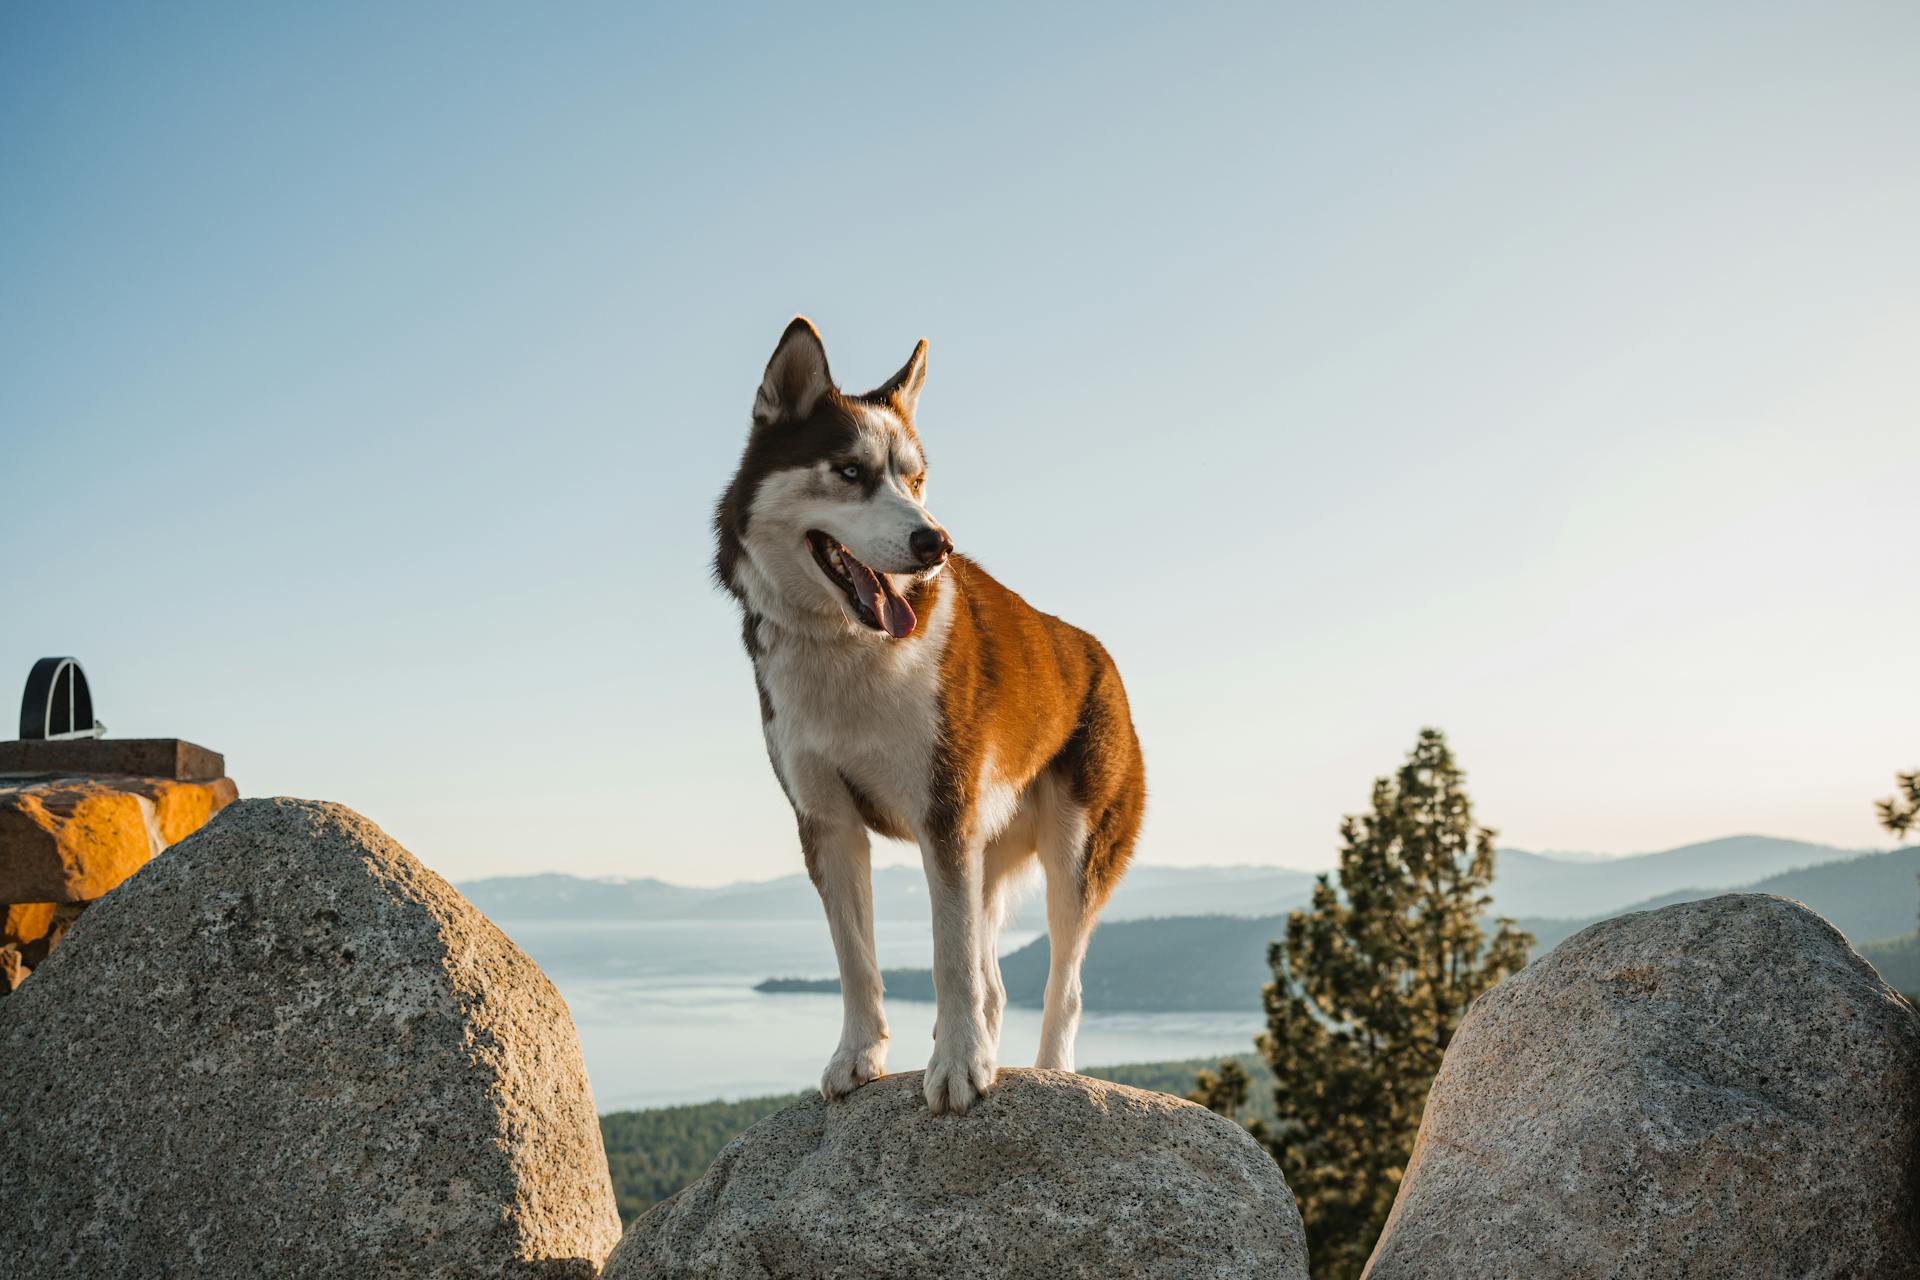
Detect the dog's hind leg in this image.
<box><xmin>979</xmin><ymin>809</ymin><xmax>1040</xmax><ymax>1056</ymax></box>
<box><xmin>1034</xmin><ymin>775</ymin><xmax>1096</xmax><ymax>1072</ymax></box>
<box><xmin>977</xmin><ymin>873</ymin><xmax>1011</xmax><ymax>1056</ymax></box>
<box><xmin>795</xmin><ymin>776</ymin><xmax>889</xmax><ymax>1099</ymax></box>
<box><xmin>1035</xmin><ymin>857</ymin><xmax>1093</xmax><ymax>1071</ymax></box>
<box><xmin>1035</xmin><ymin>658</ymin><xmax>1146</xmax><ymax>1072</ymax></box>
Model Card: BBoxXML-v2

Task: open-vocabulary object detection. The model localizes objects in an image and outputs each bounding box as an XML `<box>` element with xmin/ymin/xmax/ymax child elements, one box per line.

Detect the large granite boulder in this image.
<box><xmin>1364</xmin><ymin>893</ymin><xmax>1920</xmax><ymax>1279</ymax></box>
<box><xmin>0</xmin><ymin>797</ymin><xmax>621</xmax><ymax>1278</ymax></box>
<box><xmin>604</xmin><ymin>1069</ymin><xmax>1307</xmax><ymax>1280</ymax></box>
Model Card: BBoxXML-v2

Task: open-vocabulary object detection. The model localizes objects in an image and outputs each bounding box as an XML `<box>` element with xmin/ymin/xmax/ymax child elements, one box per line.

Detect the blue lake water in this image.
<box><xmin>494</xmin><ymin>918</ymin><xmax>1263</xmax><ymax>1112</ymax></box>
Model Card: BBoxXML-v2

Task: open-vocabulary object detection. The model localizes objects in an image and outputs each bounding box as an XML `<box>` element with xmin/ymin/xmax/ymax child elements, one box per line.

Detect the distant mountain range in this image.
<box><xmin>758</xmin><ymin>914</ymin><xmax>1284</xmax><ymax>1013</ymax></box>
<box><xmin>751</xmin><ymin>842</ymin><xmax>1920</xmax><ymax>1012</ymax></box>
<box><xmin>455</xmin><ymin>835</ymin><xmax>1918</xmax><ymax>1012</ymax></box>
<box><xmin>1488</xmin><ymin>836</ymin><xmax>1866</xmax><ymax>919</ymax></box>
<box><xmin>458</xmin><ymin>835</ymin><xmax>1869</xmax><ymax>927</ymax></box>
<box><xmin>1517</xmin><ymin>846</ymin><xmax>1920</xmax><ymax>955</ymax></box>
<box><xmin>456</xmin><ymin>863</ymin><xmax>1318</xmax><ymax>925</ymax></box>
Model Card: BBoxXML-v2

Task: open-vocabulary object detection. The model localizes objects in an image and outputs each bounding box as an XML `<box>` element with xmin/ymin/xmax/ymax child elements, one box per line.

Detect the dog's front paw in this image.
<box><xmin>820</xmin><ymin>1039</ymin><xmax>888</xmax><ymax>1099</ymax></box>
<box><xmin>923</xmin><ymin>1037</ymin><xmax>997</xmax><ymax>1115</ymax></box>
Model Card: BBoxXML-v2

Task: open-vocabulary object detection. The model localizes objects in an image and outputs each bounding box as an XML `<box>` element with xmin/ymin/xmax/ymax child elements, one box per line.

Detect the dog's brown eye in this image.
<box><xmin>838</xmin><ymin>463</ymin><xmax>861</xmax><ymax>482</ymax></box>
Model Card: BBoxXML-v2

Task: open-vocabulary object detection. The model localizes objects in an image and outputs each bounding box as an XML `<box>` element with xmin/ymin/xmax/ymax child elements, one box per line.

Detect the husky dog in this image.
<box><xmin>714</xmin><ymin>318</ymin><xmax>1146</xmax><ymax>1114</ymax></box>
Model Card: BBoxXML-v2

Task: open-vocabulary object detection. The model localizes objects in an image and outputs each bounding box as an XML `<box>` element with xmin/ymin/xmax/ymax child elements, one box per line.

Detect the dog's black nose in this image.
<box><xmin>910</xmin><ymin>527</ymin><xmax>953</xmax><ymax>567</ymax></box>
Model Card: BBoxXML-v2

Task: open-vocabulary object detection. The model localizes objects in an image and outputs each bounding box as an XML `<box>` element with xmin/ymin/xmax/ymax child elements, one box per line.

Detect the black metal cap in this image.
<box><xmin>19</xmin><ymin>657</ymin><xmax>100</xmax><ymax>741</ymax></box>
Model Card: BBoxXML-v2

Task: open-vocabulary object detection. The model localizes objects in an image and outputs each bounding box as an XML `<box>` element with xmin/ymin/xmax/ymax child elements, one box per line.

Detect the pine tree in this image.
<box><xmin>1878</xmin><ymin>769</ymin><xmax>1920</xmax><ymax>841</ymax></box>
<box><xmin>1198</xmin><ymin>728</ymin><xmax>1532</xmax><ymax>1280</ymax></box>
<box><xmin>1878</xmin><ymin>768</ymin><xmax>1920</xmax><ymax>944</ymax></box>
<box><xmin>1188</xmin><ymin>1058</ymin><xmax>1265</xmax><ymax>1137</ymax></box>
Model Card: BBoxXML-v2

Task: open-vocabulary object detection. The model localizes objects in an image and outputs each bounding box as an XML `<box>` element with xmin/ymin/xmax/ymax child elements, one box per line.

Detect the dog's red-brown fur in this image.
<box><xmin>923</xmin><ymin>557</ymin><xmax>1144</xmax><ymax>907</ymax></box>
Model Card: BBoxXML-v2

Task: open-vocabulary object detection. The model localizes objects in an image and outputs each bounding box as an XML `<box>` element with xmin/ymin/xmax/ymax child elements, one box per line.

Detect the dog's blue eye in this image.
<box><xmin>838</xmin><ymin>464</ymin><xmax>860</xmax><ymax>481</ymax></box>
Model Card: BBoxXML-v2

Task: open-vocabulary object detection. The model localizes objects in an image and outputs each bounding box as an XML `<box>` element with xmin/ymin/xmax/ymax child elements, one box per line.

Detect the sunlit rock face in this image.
<box><xmin>0</xmin><ymin>797</ymin><xmax>621</xmax><ymax>1279</ymax></box>
<box><xmin>604</xmin><ymin>1069</ymin><xmax>1308</xmax><ymax>1280</ymax></box>
<box><xmin>0</xmin><ymin>773</ymin><xmax>239</xmax><ymax>902</ymax></box>
<box><xmin>1</xmin><ymin>770</ymin><xmax>240</xmax><ymax>992</ymax></box>
<box><xmin>1364</xmin><ymin>893</ymin><xmax>1920</xmax><ymax>1280</ymax></box>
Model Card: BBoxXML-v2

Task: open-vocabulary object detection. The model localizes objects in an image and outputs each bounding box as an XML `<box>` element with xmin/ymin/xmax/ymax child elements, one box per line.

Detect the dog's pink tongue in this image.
<box><xmin>870</xmin><ymin>573</ymin><xmax>917</xmax><ymax>639</ymax></box>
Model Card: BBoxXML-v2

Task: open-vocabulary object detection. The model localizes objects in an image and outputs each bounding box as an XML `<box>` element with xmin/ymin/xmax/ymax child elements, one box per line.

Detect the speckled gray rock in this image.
<box><xmin>0</xmin><ymin>797</ymin><xmax>621</xmax><ymax>1279</ymax></box>
<box><xmin>1364</xmin><ymin>893</ymin><xmax>1920</xmax><ymax>1280</ymax></box>
<box><xmin>604</xmin><ymin>1068</ymin><xmax>1307</xmax><ymax>1280</ymax></box>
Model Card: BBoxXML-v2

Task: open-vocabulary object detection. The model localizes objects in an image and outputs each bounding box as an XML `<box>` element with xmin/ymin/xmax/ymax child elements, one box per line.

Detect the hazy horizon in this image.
<box><xmin>6</xmin><ymin>4</ymin><xmax>1916</xmax><ymax>884</ymax></box>
<box><xmin>458</xmin><ymin>831</ymin><xmax>1885</xmax><ymax>890</ymax></box>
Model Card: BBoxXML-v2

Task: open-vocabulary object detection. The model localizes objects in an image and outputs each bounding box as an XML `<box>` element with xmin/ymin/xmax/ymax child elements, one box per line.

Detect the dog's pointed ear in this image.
<box><xmin>754</xmin><ymin>317</ymin><xmax>834</xmax><ymax>424</ymax></box>
<box><xmin>865</xmin><ymin>339</ymin><xmax>928</xmax><ymax>419</ymax></box>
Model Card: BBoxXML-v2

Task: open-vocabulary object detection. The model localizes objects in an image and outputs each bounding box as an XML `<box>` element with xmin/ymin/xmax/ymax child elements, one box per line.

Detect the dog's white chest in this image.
<box><xmin>752</xmin><ymin>594</ymin><xmax>948</xmax><ymax>826</ymax></box>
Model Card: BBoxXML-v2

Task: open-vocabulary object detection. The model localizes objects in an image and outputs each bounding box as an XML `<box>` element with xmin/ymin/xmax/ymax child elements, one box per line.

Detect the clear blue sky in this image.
<box><xmin>4</xmin><ymin>2</ymin><xmax>1915</xmax><ymax>884</ymax></box>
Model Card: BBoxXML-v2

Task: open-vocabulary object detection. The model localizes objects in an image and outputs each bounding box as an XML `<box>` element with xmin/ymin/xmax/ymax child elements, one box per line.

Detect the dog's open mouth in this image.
<box><xmin>806</xmin><ymin>531</ymin><xmax>917</xmax><ymax>639</ymax></box>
